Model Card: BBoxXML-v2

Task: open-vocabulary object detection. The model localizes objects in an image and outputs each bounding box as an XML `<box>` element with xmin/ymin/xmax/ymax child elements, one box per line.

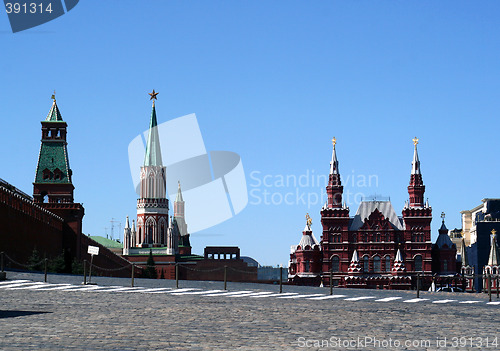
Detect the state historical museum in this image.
<box><xmin>289</xmin><ymin>138</ymin><xmax>455</xmax><ymax>289</ymax></box>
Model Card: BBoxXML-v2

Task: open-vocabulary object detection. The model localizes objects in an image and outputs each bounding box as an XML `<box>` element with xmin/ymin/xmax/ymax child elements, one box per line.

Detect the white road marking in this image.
<box><xmin>202</xmin><ymin>290</ymin><xmax>254</xmax><ymax>297</ymax></box>
<box><xmin>276</xmin><ymin>293</ymin><xmax>325</xmax><ymax>299</ymax></box>
<box><xmin>308</xmin><ymin>295</ymin><xmax>347</xmax><ymax>300</ymax></box>
<box><xmin>39</xmin><ymin>284</ymin><xmax>79</xmax><ymax>291</ymax></box>
<box><xmin>375</xmin><ymin>297</ymin><xmax>402</xmax><ymax>302</ymax></box>
<box><xmin>344</xmin><ymin>296</ymin><xmax>375</xmax><ymax>301</ymax></box>
<box><xmin>459</xmin><ymin>300</ymin><xmax>481</xmax><ymax>304</ymax></box>
<box><xmin>0</xmin><ymin>282</ymin><xmax>46</xmax><ymax>289</ymax></box>
<box><xmin>251</xmin><ymin>292</ymin><xmax>298</xmax><ymax>298</ymax></box>
<box><xmin>487</xmin><ymin>301</ymin><xmax>500</xmax><ymax>305</ymax></box>
<box><xmin>228</xmin><ymin>291</ymin><xmax>275</xmax><ymax>298</ymax></box>
<box><xmin>7</xmin><ymin>283</ymin><xmax>50</xmax><ymax>290</ymax></box>
<box><xmin>404</xmin><ymin>298</ymin><xmax>429</xmax><ymax>303</ymax></box>
<box><xmin>433</xmin><ymin>299</ymin><xmax>456</xmax><ymax>304</ymax></box>
<box><xmin>0</xmin><ymin>280</ymin><xmax>29</xmax><ymax>285</ymax></box>
<box><xmin>170</xmin><ymin>289</ymin><xmax>224</xmax><ymax>295</ymax></box>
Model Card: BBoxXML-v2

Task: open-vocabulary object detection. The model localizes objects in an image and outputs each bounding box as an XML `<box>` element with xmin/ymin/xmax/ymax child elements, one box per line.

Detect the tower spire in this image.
<box><xmin>176</xmin><ymin>181</ymin><xmax>184</xmax><ymax>202</ymax></box>
<box><xmin>326</xmin><ymin>137</ymin><xmax>343</xmax><ymax>208</ymax></box>
<box><xmin>144</xmin><ymin>90</ymin><xmax>163</xmax><ymax>166</ymax></box>
<box><xmin>411</xmin><ymin>137</ymin><xmax>421</xmax><ymax>175</ymax></box>
<box><xmin>330</xmin><ymin>137</ymin><xmax>339</xmax><ymax>175</ymax></box>
<box><xmin>408</xmin><ymin>137</ymin><xmax>425</xmax><ymax>208</ymax></box>
<box><xmin>488</xmin><ymin>229</ymin><xmax>499</xmax><ymax>266</ymax></box>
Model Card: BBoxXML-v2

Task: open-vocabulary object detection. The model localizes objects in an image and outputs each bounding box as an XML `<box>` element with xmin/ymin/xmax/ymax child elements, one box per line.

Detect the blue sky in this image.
<box><xmin>1</xmin><ymin>1</ymin><xmax>500</xmax><ymax>266</ymax></box>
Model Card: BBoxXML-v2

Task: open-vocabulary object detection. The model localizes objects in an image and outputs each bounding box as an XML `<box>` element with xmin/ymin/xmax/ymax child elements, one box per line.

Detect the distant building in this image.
<box><xmin>458</xmin><ymin>199</ymin><xmax>500</xmax><ymax>291</ymax></box>
<box><xmin>289</xmin><ymin>138</ymin><xmax>455</xmax><ymax>289</ymax></box>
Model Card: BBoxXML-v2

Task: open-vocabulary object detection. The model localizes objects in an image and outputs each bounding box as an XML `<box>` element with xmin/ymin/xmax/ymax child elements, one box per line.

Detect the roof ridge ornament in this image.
<box><xmin>51</xmin><ymin>90</ymin><xmax>56</xmax><ymax>102</ymax></box>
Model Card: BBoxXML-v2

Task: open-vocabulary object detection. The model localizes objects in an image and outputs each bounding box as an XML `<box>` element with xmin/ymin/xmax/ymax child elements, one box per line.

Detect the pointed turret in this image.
<box><xmin>297</xmin><ymin>214</ymin><xmax>320</xmax><ymax>249</ymax></box>
<box><xmin>123</xmin><ymin>216</ymin><xmax>131</xmax><ymax>254</ymax></box>
<box><xmin>407</xmin><ymin>137</ymin><xmax>425</xmax><ymax>208</ymax></box>
<box><xmin>488</xmin><ymin>230</ymin><xmax>499</xmax><ymax>266</ymax></box>
<box><xmin>391</xmin><ymin>248</ymin><xmax>406</xmax><ymax>275</ymax></box>
<box><xmin>435</xmin><ymin>213</ymin><xmax>455</xmax><ymax>249</ymax></box>
<box><xmin>330</xmin><ymin>138</ymin><xmax>339</xmax><ymax>175</ymax></box>
<box><xmin>411</xmin><ymin>139</ymin><xmax>421</xmax><ymax>175</ymax></box>
<box><xmin>33</xmin><ymin>93</ymin><xmax>74</xmax><ymax>204</ymax></box>
<box><xmin>45</xmin><ymin>98</ymin><xmax>64</xmax><ymax>122</ymax></box>
<box><xmin>460</xmin><ymin>238</ymin><xmax>468</xmax><ymax>267</ymax></box>
<box><xmin>144</xmin><ymin>100</ymin><xmax>163</xmax><ymax>167</ymax></box>
<box><xmin>175</xmin><ymin>181</ymin><xmax>184</xmax><ymax>202</ymax></box>
<box><xmin>347</xmin><ymin>250</ymin><xmax>362</xmax><ymax>274</ymax></box>
<box><xmin>326</xmin><ymin>137</ymin><xmax>343</xmax><ymax>208</ymax></box>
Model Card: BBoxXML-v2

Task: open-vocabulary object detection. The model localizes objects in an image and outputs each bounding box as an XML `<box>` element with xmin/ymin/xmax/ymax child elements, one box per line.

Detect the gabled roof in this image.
<box><xmin>350</xmin><ymin>201</ymin><xmax>404</xmax><ymax>231</ymax></box>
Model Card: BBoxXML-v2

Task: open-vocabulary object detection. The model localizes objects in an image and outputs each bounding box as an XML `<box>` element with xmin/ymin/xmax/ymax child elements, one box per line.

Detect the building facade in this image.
<box><xmin>289</xmin><ymin>138</ymin><xmax>454</xmax><ymax>289</ymax></box>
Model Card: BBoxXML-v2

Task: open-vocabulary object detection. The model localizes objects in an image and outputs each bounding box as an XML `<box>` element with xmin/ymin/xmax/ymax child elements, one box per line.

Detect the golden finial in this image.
<box><xmin>149</xmin><ymin>89</ymin><xmax>159</xmax><ymax>105</ymax></box>
<box><xmin>412</xmin><ymin>136</ymin><xmax>419</xmax><ymax>146</ymax></box>
<box><xmin>305</xmin><ymin>213</ymin><xmax>312</xmax><ymax>226</ymax></box>
<box><xmin>51</xmin><ymin>90</ymin><xmax>56</xmax><ymax>102</ymax></box>
<box><xmin>332</xmin><ymin>137</ymin><xmax>336</xmax><ymax>147</ymax></box>
<box><xmin>492</xmin><ymin>229</ymin><xmax>497</xmax><ymax>237</ymax></box>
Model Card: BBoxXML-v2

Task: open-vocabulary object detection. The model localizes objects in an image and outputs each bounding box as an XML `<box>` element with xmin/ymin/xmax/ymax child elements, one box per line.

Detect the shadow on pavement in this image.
<box><xmin>0</xmin><ymin>310</ymin><xmax>52</xmax><ymax>319</ymax></box>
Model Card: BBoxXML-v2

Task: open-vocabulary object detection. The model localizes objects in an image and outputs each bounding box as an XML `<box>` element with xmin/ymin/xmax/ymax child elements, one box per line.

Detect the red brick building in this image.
<box><xmin>289</xmin><ymin>138</ymin><xmax>455</xmax><ymax>289</ymax></box>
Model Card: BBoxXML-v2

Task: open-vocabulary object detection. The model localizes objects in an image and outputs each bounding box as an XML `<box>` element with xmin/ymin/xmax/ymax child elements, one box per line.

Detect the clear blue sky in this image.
<box><xmin>1</xmin><ymin>1</ymin><xmax>499</xmax><ymax>266</ymax></box>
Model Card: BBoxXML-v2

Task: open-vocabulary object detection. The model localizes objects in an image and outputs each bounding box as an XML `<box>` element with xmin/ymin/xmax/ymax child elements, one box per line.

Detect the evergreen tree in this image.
<box><xmin>48</xmin><ymin>251</ymin><xmax>66</xmax><ymax>273</ymax></box>
<box><xmin>27</xmin><ymin>247</ymin><xmax>44</xmax><ymax>271</ymax></box>
<box><xmin>71</xmin><ymin>258</ymin><xmax>85</xmax><ymax>275</ymax></box>
<box><xmin>144</xmin><ymin>249</ymin><xmax>157</xmax><ymax>279</ymax></box>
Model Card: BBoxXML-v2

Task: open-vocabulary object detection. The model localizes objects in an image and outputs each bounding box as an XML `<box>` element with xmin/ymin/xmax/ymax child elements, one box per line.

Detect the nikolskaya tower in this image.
<box><xmin>123</xmin><ymin>90</ymin><xmax>176</xmax><ymax>254</ymax></box>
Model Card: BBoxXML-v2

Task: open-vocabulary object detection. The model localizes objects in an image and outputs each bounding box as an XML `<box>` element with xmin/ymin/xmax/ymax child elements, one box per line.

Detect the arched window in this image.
<box><xmin>385</xmin><ymin>256</ymin><xmax>391</xmax><ymax>272</ymax></box>
<box><xmin>363</xmin><ymin>256</ymin><xmax>369</xmax><ymax>272</ymax></box>
<box><xmin>373</xmin><ymin>256</ymin><xmax>381</xmax><ymax>272</ymax></box>
<box><xmin>331</xmin><ymin>256</ymin><xmax>340</xmax><ymax>272</ymax></box>
<box><xmin>414</xmin><ymin>255</ymin><xmax>422</xmax><ymax>272</ymax></box>
<box><xmin>352</xmin><ymin>234</ymin><xmax>357</xmax><ymax>243</ymax></box>
<box><xmin>305</xmin><ymin>260</ymin><xmax>310</xmax><ymax>272</ymax></box>
<box><xmin>443</xmin><ymin>260</ymin><xmax>448</xmax><ymax>272</ymax></box>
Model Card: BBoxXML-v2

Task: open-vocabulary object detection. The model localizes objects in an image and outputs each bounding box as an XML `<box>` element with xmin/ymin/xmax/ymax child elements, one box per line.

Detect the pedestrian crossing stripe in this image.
<box><xmin>0</xmin><ymin>280</ymin><xmax>497</xmax><ymax>306</ymax></box>
<box><xmin>202</xmin><ymin>290</ymin><xmax>253</xmax><ymax>297</ymax></box>
<box><xmin>308</xmin><ymin>295</ymin><xmax>347</xmax><ymax>300</ymax></box>
<box><xmin>375</xmin><ymin>297</ymin><xmax>402</xmax><ymax>302</ymax></box>
<box><xmin>228</xmin><ymin>291</ymin><xmax>275</xmax><ymax>297</ymax></box>
<box><xmin>0</xmin><ymin>279</ymin><xmax>29</xmax><ymax>285</ymax></box>
<box><xmin>344</xmin><ymin>296</ymin><xmax>375</xmax><ymax>301</ymax></box>
<box><xmin>251</xmin><ymin>292</ymin><xmax>298</xmax><ymax>298</ymax></box>
<box><xmin>170</xmin><ymin>289</ymin><xmax>223</xmax><ymax>295</ymax></box>
<box><xmin>276</xmin><ymin>293</ymin><xmax>325</xmax><ymax>299</ymax></box>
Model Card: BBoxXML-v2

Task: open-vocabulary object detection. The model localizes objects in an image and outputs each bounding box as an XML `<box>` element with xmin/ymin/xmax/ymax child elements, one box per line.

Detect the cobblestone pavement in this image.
<box><xmin>0</xmin><ymin>271</ymin><xmax>499</xmax><ymax>351</ymax></box>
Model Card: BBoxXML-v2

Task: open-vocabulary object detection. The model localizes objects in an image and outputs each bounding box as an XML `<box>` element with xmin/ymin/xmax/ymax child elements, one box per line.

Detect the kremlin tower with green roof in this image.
<box><xmin>33</xmin><ymin>93</ymin><xmax>85</xmax><ymax>259</ymax></box>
